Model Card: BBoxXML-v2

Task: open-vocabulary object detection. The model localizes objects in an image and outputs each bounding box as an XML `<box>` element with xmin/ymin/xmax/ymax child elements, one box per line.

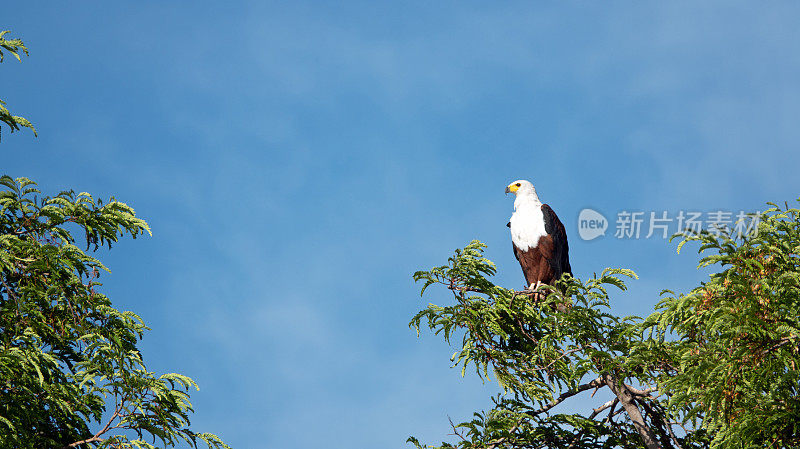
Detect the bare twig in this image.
<box><xmin>666</xmin><ymin>419</ymin><xmax>683</xmax><ymax>449</ymax></box>
<box><xmin>590</xmin><ymin>383</ymin><xmax>602</xmax><ymax>398</ymax></box>
<box><xmin>63</xmin><ymin>403</ymin><xmax>123</xmax><ymax>449</ymax></box>
<box><xmin>605</xmin><ymin>399</ymin><xmax>619</xmax><ymax>424</ymax></box>
<box><xmin>517</xmin><ymin>322</ymin><xmax>539</xmax><ymax>345</ymax></box>
<box><xmin>527</xmin><ymin>377</ymin><xmax>605</xmax><ymax>417</ymax></box>
<box><xmin>591</xmin><ymin>398</ymin><xmax>618</xmax><ymax>418</ymax></box>
<box><xmin>447</xmin><ymin>416</ymin><xmax>467</xmax><ymax>441</ymax></box>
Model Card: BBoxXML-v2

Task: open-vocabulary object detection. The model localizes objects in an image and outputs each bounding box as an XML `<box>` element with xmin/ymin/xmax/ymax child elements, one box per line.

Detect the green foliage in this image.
<box><xmin>409</xmin><ymin>207</ymin><xmax>800</xmax><ymax>448</ymax></box>
<box><xmin>411</xmin><ymin>242</ymin><xmax>638</xmax><ymax>396</ymax></box>
<box><xmin>0</xmin><ymin>30</ymin><xmax>37</xmax><ymax>140</ymax></box>
<box><xmin>643</xmin><ymin>203</ymin><xmax>800</xmax><ymax>447</ymax></box>
<box><xmin>0</xmin><ymin>30</ymin><xmax>28</xmax><ymax>62</ymax></box>
<box><xmin>0</xmin><ymin>176</ymin><xmax>229</xmax><ymax>449</ymax></box>
<box><xmin>409</xmin><ymin>241</ymin><xmax>688</xmax><ymax>449</ymax></box>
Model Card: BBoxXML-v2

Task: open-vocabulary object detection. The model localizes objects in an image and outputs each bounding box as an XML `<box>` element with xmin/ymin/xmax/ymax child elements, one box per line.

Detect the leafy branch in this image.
<box><xmin>1</xmin><ymin>176</ymin><xmax>228</xmax><ymax>449</ymax></box>
<box><xmin>409</xmin><ymin>201</ymin><xmax>800</xmax><ymax>448</ymax></box>
<box><xmin>0</xmin><ymin>30</ymin><xmax>36</xmax><ymax>140</ymax></box>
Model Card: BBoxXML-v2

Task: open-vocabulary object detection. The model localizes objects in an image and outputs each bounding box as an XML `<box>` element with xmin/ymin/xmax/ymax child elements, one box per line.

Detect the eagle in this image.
<box><xmin>505</xmin><ymin>180</ymin><xmax>571</xmax><ymax>291</ymax></box>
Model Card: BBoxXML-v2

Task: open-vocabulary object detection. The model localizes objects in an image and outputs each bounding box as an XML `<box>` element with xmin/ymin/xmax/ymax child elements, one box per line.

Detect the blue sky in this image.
<box><xmin>4</xmin><ymin>2</ymin><xmax>800</xmax><ymax>448</ymax></box>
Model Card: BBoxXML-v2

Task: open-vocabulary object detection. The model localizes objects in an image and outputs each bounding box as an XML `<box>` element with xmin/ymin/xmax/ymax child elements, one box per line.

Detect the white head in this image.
<box><xmin>505</xmin><ymin>179</ymin><xmax>537</xmax><ymax>197</ymax></box>
<box><xmin>506</xmin><ymin>179</ymin><xmax>541</xmax><ymax>209</ymax></box>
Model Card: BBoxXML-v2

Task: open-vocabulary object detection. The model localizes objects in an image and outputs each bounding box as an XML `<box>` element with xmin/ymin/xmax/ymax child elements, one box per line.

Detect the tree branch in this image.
<box><xmin>603</xmin><ymin>373</ymin><xmax>662</xmax><ymax>449</ymax></box>
<box><xmin>761</xmin><ymin>335</ymin><xmax>798</xmax><ymax>355</ymax></box>
<box><xmin>527</xmin><ymin>377</ymin><xmax>605</xmax><ymax>417</ymax></box>
<box><xmin>625</xmin><ymin>384</ymin><xmax>657</xmax><ymax>397</ymax></box>
<box><xmin>63</xmin><ymin>404</ymin><xmax>122</xmax><ymax>449</ymax></box>
<box><xmin>591</xmin><ymin>398</ymin><xmax>618</xmax><ymax>418</ymax></box>
<box><xmin>638</xmin><ymin>397</ymin><xmax>681</xmax><ymax>449</ymax></box>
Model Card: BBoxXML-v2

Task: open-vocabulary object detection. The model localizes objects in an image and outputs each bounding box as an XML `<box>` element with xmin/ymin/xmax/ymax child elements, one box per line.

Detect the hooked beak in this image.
<box><xmin>505</xmin><ymin>186</ymin><xmax>511</xmax><ymax>195</ymax></box>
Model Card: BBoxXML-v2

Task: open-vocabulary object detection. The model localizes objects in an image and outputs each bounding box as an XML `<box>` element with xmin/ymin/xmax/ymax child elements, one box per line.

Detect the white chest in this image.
<box><xmin>509</xmin><ymin>205</ymin><xmax>546</xmax><ymax>251</ymax></box>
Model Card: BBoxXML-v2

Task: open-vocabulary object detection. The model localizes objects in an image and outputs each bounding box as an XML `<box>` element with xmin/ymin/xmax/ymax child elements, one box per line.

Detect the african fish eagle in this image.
<box><xmin>505</xmin><ymin>180</ymin><xmax>572</xmax><ymax>290</ymax></box>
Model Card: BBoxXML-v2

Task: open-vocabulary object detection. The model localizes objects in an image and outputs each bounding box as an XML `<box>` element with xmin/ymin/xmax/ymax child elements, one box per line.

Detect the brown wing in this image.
<box><xmin>540</xmin><ymin>204</ymin><xmax>571</xmax><ymax>281</ymax></box>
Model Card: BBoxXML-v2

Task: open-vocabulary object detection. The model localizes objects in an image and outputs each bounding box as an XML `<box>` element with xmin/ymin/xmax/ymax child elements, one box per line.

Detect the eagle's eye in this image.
<box><xmin>515</xmin><ymin>183</ymin><xmax>521</xmax><ymax>187</ymax></box>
